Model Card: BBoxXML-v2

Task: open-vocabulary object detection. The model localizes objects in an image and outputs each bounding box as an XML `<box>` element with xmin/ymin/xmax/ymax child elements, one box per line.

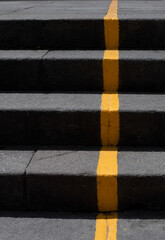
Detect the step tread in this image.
<box><xmin>0</xmin><ymin>1</ymin><xmax>109</xmax><ymax>20</ymax></box>
<box><xmin>0</xmin><ymin>50</ymin><xmax>47</xmax><ymax>59</ymax></box>
<box><xmin>0</xmin><ymin>210</ymin><xmax>164</xmax><ymax>240</ymax></box>
<box><xmin>0</xmin><ymin>1</ymin><xmax>164</xmax><ymax>20</ymax></box>
<box><xmin>0</xmin><ymin>149</ymin><xmax>33</xmax><ymax>174</ymax></box>
<box><xmin>0</xmin><ymin>93</ymin><xmax>101</xmax><ymax>111</ymax></box>
<box><xmin>27</xmin><ymin>148</ymin><xmax>165</xmax><ymax>176</ymax></box>
<box><xmin>118</xmin><ymin>0</ymin><xmax>165</xmax><ymax>19</ymax></box>
<box><xmin>1</xmin><ymin>49</ymin><xmax>165</xmax><ymax>59</ymax></box>
<box><xmin>0</xmin><ymin>93</ymin><xmax>165</xmax><ymax>112</ymax></box>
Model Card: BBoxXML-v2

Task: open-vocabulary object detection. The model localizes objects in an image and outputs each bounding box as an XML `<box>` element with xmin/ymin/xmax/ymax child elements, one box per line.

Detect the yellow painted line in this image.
<box><xmin>95</xmin><ymin>213</ymin><xmax>118</xmax><ymax>240</ymax></box>
<box><xmin>103</xmin><ymin>50</ymin><xmax>119</xmax><ymax>91</ymax></box>
<box><xmin>97</xmin><ymin>147</ymin><xmax>118</xmax><ymax>211</ymax></box>
<box><xmin>101</xmin><ymin>93</ymin><xmax>119</xmax><ymax>146</ymax></box>
<box><xmin>95</xmin><ymin>1</ymin><xmax>119</xmax><ymax>238</ymax></box>
<box><xmin>102</xmin><ymin>1</ymin><xmax>120</xmax><ymax>139</ymax></box>
<box><xmin>104</xmin><ymin>0</ymin><xmax>119</xmax><ymax>49</ymax></box>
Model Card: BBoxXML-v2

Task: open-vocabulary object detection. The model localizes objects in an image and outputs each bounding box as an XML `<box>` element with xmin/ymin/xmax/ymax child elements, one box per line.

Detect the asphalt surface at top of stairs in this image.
<box><xmin>0</xmin><ymin>1</ymin><xmax>164</xmax><ymax>20</ymax></box>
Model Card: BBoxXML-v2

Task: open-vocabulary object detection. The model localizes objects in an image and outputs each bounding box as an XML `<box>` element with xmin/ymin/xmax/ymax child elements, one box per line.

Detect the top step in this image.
<box><xmin>0</xmin><ymin>0</ymin><xmax>165</xmax><ymax>50</ymax></box>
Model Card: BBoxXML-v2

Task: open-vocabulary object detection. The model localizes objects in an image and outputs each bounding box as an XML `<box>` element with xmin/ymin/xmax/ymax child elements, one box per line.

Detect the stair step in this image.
<box><xmin>0</xmin><ymin>93</ymin><xmax>165</xmax><ymax>146</ymax></box>
<box><xmin>0</xmin><ymin>1</ymin><xmax>165</xmax><ymax>50</ymax></box>
<box><xmin>0</xmin><ymin>147</ymin><xmax>164</xmax><ymax>211</ymax></box>
<box><xmin>0</xmin><ymin>1</ymin><xmax>108</xmax><ymax>50</ymax></box>
<box><xmin>27</xmin><ymin>147</ymin><xmax>165</xmax><ymax>211</ymax></box>
<box><xmin>0</xmin><ymin>50</ymin><xmax>165</xmax><ymax>92</ymax></box>
<box><xmin>0</xmin><ymin>210</ymin><xmax>164</xmax><ymax>240</ymax></box>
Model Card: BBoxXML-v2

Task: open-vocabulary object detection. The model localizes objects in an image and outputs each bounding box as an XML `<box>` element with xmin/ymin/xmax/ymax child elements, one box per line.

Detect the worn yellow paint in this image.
<box><xmin>103</xmin><ymin>50</ymin><xmax>119</xmax><ymax>91</ymax></box>
<box><xmin>104</xmin><ymin>0</ymin><xmax>119</xmax><ymax>49</ymax></box>
<box><xmin>97</xmin><ymin>147</ymin><xmax>118</xmax><ymax>211</ymax></box>
<box><xmin>101</xmin><ymin>93</ymin><xmax>119</xmax><ymax>146</ymax></box>
<box><xmin>95</xmin><ymin>213</ymin><xmax>118</xmax><ymax>240</ymax></box>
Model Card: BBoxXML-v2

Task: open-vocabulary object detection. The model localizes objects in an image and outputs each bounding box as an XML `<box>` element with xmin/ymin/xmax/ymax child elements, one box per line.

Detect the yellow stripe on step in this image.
<box><xmin>97</xmin><ymin>147</ymin><xmax>118</xmax><ymax>212</ymax></box>
<box><xmin>102</xmin><ymin>1</ymin><xmax>119</xmax><ymax>142</ymax></box>
<box><xmin>104</xmin><ymin>0</ymin><xmax>119</xmax><ymax>49</ymax></box>
<box><xmin>101</xmin><ymin>93</ymin><xmax>119</xmax><ymax>146</ymax></box>
<box><xmin>103</xmin><ymin>50</ymin><xmax>119</xmax><ymax>91</ymax></box>
<box><xmin>95</xmin><ymin>213</ymin><xmax>118</xmax><ymax>240</ymax></box>
<box><xmin>96</xmin><ymin>1</ymin><xmax>119</xmax><ymax>238</ymax></box>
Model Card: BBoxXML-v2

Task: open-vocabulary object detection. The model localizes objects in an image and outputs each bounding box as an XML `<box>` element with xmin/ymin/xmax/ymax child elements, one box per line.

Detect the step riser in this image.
<box><xmin>1</xmin><ymin>111</ymin><xmax>165</xmax><ymax>146</ymax></box>
<box><xmin>0</xmin><ymin>111</ymin><xmax>100</xmax><ymax>146</ymax></box>
<box><xmin>119</xmin><ymin>20</ymin><xmax>165</xmax><ymax>50</ymax></box>
<box><xmin>0</xmin><ymin>51</ymin><xmax>165</xmax><ymax>92</ymax></box>
<box><xmin>0</xmin><ymin>20</ymin><xmax>105</xmax><ymax>50</ymax></box>
<box><xmin>0</xmin><ymin>20</ymin><xmax>165</xmax><ymax>50</ymax></box>
<box><xmin>27</xmin><ymin>175</ymin><xmax>165</xmax><ymax>211</ymax></box>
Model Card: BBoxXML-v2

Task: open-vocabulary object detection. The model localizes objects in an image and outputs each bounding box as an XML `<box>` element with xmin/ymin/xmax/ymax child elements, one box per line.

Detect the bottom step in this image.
<box><xmin>0</xmin><ymin>211</ymin><xmax>164</xmax><ymax>240</ymax></box>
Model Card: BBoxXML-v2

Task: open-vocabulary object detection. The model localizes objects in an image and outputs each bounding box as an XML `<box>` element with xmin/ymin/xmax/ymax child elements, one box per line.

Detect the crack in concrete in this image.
<box><xmin>0</xmin><ymin>2</ymin><xmax>50</xmax><ymax>17</ymax></box>
<box><xmin>41</xmin><ymin>50</ymin><xmax>50</xmax><ymax>59</ymax></box>
<box><xmin>34</xmin><ymin>150</ymin><xmax>78</xmax><ymax>162</ymax></box>
<box><xmin>25</xmin><ymin>150</ymin><xmax>36</xmax><ymax>174</ymax></box>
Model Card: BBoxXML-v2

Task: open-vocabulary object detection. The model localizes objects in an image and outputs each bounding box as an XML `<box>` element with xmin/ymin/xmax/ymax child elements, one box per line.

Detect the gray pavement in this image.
<box><xmin>0</xmin><ymin>1</ymin><xmax>164</xmax><ymax>20</ymax></box>
<box><xmin>0</xmin><ymin>211</ymin><xmax>164</xmax><ymax>239</ymax></box>
<box><xmin>0</xmin><ymin>1</ymin><xmax>110</xmax><ymax>19</ymax></box>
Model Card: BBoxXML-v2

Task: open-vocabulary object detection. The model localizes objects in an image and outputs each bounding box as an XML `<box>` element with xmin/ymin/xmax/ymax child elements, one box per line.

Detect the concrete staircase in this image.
<box><xmin>0</xmin><ymin>0</ymin><xmax>165</xmax><ymax>239</ymax></box>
